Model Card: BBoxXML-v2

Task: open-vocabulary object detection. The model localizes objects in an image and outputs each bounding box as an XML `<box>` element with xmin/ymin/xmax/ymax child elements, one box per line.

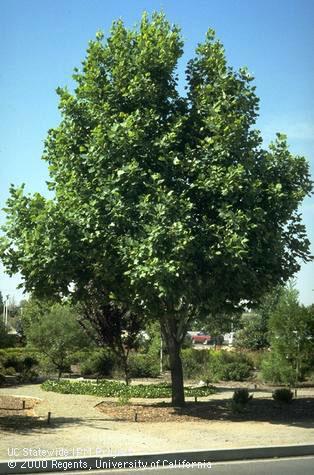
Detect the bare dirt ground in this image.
<box><xmin>0</xmin><ymin>382</ymin><xmax>313</xmax><ymax>460</ymax></box>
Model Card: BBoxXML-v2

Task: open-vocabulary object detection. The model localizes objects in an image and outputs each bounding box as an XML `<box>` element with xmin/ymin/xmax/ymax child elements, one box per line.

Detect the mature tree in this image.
<box><xmin>0</xmin><ymin>13</ymin><xmax>312</xmax><ymax>405</ymax></box>
<box><xmin>262</xmin><ymin>285</ymin><xmax>314</xmax><ymax>384</ymax></box>
<box><xmin>24</xmin><ymin>302</ymin><xmax>91</xmax><ymax>379</ymax></box>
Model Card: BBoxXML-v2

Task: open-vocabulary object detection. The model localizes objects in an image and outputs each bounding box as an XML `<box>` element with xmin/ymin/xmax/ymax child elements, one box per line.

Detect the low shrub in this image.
<box><xmin>232</xmin><ymin>388</ymin><xmax>252</xmax><ymax>405</ymax></box>
<box><xmin>272</xmin><ymin>388</ymin><xmax>293</xmax><ymax>403</ymax></box>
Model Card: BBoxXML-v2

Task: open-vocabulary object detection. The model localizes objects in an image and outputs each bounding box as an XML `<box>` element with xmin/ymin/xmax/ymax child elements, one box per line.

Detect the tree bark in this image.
<box><xmin>121</xmin><ymin>352</ymin><xmax>131</xmax><ymax>386</ymax></box>
<box><xmin>164</xmin><ymin>329</ymin><xmax>185</xmax><ymax>406</ymax></box>
<box><xmin>168</xmin><ymin>340</ymin><xmax>185</xmax><ymax>406</ymax></box>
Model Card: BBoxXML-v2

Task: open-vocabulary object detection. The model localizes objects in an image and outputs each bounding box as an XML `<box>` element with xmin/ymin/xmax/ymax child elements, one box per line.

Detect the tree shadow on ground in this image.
<box><xmin>0</xmin><ymin>415</ymin><xmax>111</xmax><ymax>434</ymax></box>
<box><xmin>97</xmin><ymin>396</ymin><xmax>314</xmax><ymax>429</ymax></box>
<box><xmin>173</xmin><ymin>397</ymin><xmax>314</xmax><ymax>429</ymax></box>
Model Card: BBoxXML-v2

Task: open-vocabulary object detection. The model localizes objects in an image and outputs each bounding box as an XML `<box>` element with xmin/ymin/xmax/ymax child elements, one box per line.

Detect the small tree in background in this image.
<box><xmin>262</xmin><ymin>285</ymin><xmax>314</xmax><ymax>384</ymax></box>
<box><xmin>24</xmin><ymin>303</ymin><xmax>91</xmax><ymax>379</ymax></box>
<box><xmin>235</xmin><ymin>287</ymin><xmax>282</xmax><ymax>351</ymax></box>
<box><xmin>235</xmin><ymin>312</ymin><xmax>269</xmax><ymax>351</ymax></box>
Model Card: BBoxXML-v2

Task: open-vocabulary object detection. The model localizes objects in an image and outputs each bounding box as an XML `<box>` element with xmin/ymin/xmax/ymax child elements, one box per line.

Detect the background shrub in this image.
<box><xmin>226</xmin><ymin>362</ymin><xmax>253</xmax><ymax>381</ymax></box>
<box><xmin>182</xmin><ymin>349</ymin><xmax>254</xmax><ymax>382</ymax></box>
<box><xmin>207</xmin><ymin>351</ymin><xmax>253</xmax><ymax>382</ymax></box>
<box><xmin>181</xmin><ymin>348</ymin><xmax>208</xmax><ymax>379</ymax></box>
<box><xmin>244</xmin><ymin>351</ymin><xmax>266</xmax><ymax>371</ymax></box>
<box><xmin>128</xmin><ymin>353</ymin><xmax>160</xmax><ymax>378</ymax></box>
<box><xmin>3</xmin><ymin>355</ymin><xmax>24</xmax><ymax>372</ymax></box>
<box><xmin>79</xmin><ymin>349</ymin><xmax>116</xmax><ymax>377</ymax></box>
<box><xmin>0</xmin><ymin>348</ymin><xmax>39</xmax><ymax>379</ymax></box>
<box><xmin>23</xmin><ymin>356</ymin><xmax>38</xmax><ymax>370</ymax></box>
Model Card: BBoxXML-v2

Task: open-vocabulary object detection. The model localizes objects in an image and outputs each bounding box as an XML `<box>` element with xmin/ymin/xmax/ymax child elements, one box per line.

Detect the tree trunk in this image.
<box><xmin>167</xmin><ymin>334</ymin><xmax>185</xmax><ymax>406</ymax></box>
<box><xmin>121</xmin><ymin>352</ymin><xmax>131</xmax><ymax>386</ymax></box>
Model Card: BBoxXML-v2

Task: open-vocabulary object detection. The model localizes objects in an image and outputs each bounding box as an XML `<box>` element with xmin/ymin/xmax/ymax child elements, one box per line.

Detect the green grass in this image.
<box><xmin>41</xmin><ymin>379</ymin><xmax>216</xmax><ymax>398</ymax></box>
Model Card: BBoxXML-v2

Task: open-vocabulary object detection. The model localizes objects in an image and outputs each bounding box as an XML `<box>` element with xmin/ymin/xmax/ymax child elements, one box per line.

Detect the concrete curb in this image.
<box><xmin>1</xmin><ymin>444</ymin><xmax>314</xmax><ymax>473</ymax></box>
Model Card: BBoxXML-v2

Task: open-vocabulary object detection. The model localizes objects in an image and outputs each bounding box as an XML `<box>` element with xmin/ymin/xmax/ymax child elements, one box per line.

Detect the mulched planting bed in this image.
<box><xmin>96</xmin><ymin>396</ymin><xmax>314</xmax><ymax>423</ymax></box>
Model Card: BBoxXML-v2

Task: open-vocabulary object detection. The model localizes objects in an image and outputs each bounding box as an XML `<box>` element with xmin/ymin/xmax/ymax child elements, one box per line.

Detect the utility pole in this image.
<box><xmin>4</xmin><ymin>295</ymin><xmax>9</xmax><ymax>326</ymax></box>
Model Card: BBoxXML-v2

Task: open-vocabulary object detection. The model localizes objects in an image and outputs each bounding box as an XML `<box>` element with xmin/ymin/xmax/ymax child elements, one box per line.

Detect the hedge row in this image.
<box><xmin>41</xmin><ymin>379</ymin><xmax>215</xmax><ymax>398</ymax></box>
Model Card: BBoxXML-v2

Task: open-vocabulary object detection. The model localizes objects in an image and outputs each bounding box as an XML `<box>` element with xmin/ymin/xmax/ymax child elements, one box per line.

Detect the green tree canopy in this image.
<box><xmin>1</xmin><ymin>13</ymin><xmax>312</xmax><ymax>404</ymax></box>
